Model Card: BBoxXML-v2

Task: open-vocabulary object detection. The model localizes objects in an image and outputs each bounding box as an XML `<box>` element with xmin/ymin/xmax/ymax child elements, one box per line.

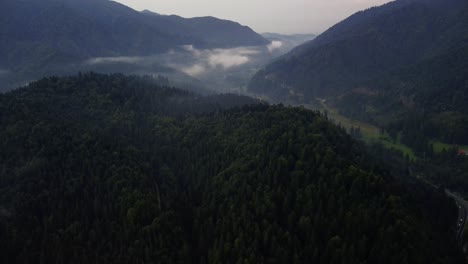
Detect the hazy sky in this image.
<box><xmin>113</xmin><ymin>0</ymin><xmax>393</xmax><ymax>34</ymax></box>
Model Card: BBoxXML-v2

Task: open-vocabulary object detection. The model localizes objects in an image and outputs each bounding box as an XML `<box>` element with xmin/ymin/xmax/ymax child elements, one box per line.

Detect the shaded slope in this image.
<box><xmin>0</xmin><ymin>0</ymin><xmax>269</xmax><ymax>71</ymax></box>
<box><xmin>248</xmin><ymin>0</ymin><xmax>468</xmax><ymax>100</ymax></box>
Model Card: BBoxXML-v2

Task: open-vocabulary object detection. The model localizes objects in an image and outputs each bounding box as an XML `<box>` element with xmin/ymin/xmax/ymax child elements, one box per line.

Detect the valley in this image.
<box><xmin>1</xmin><ymin>0</ymin><xmax>467</xmax><ymax>263</ymax></box>
<box><xmin>313</xmin><ymin>99</ymin><xmax>417</xmax><ymax>160</ymax></box>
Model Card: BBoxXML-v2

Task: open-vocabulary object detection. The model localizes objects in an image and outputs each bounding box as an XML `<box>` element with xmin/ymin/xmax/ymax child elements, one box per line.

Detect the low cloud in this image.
<box><xmin>85</xmin><ymin>56</ymin><xmax>145</xmax><ymax>65</ymax></box>
<box><xmin>182</xmin><ymin>45</ymin><xmax>260</xmax><ymax>68</ymax></box>
<box><xmin>180</xmin><ymin>64</ymin><xmax>206</xmax><ymax>76</ymax></box>
<box><xmin>208</xmin><ymin>52</ymin><xmax>249</xmax><ymax>68</ymax></box>
<box><xmin>0</xmin><ymin>69</ymin><xmax>9</xmax><ymax>75</ymax></box>
<box><xmin>207</xmin><ymin>48</ymin><xmax>259</xmax><ymax>68</ymax></box>
<box><xmin>182</xmin><ymin>45</ymin><xmax>202</xmax><ymax>57</ymax></box>
<box><xmin>84</xmin><ymin>43</ymin><xmax>272</xmax><ymax>78</ymax></box>
<box><xmin>173</xmin><ymin>45</ymin><xmax>263</xmax><ymax>77</ymax></box>
<box><xmin>267</xmin><ymin>41</ymin><xmax>283</xmax><ymax>52</ymax></box>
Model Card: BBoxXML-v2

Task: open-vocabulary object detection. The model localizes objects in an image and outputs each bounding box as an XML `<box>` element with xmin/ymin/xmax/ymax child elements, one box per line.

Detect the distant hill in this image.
<box><xmin>249</xmin><ymin>0</ymin><xmax>468</xmax><ymax>100</ymax></box>
<box><xmin>0</xmin><ymin>0</ymin><xmax>268</xmax><ymax>91</ymax></box>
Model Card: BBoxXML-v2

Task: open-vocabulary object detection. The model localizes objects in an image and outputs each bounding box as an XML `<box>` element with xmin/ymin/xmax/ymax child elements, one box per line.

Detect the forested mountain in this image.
<box><xmin>0</xmin><ymin>73</ymin><xmax>463</xmax><ymax>263</ymax></box>
<box><xmin>333</xmin><ymin>44</ymin><xmax>468</xmax><ymax>145</ymax></box>
<box><xmin>249</xmin><ymin>0</ymin><xmax>468</xmax><ymax>100</ymax></box>
<box><xmin>326</xmin><ymin>1</ymin><xmax>468</xmax><ymax>148</ymax></box>
<box><xmin>0</xmin><ymin>0</ymin><xmax>268</xmax><ymax>90</ymax></box>
<box><xmin>142</xmin><ymin>11</ymin><xmax>269</xmax><ymax>48</ymax></box>
<box><xmin>0</xmin><ymin>0</ymin><xmax>267</xmax><ymax>69</ymax></box>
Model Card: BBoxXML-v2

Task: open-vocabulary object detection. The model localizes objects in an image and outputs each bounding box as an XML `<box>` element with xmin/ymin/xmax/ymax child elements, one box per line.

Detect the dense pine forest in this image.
<box><xmin>0</xmin><ymin>73</ymin><xmax>463</xmax><ymax>263</ymax></box>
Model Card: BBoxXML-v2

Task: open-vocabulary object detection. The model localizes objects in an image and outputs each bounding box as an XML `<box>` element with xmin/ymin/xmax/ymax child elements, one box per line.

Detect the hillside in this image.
<box><xmin>333</xmin><ymin>44</ymin><xmax>468</xmax><ymax>146</ymax></box>
<box><xmin>0</xmin><ymin>73</ymin><xmax>462</xmax><ymax>263</ymax></box>
<box><xmin>249</xmin><ymin>0</ymin><xmax>468</xmax><ymax>100</ymax></box>
<box><xmin>0</xmin><ymin>0</ymin><xmax>268</xmax><ymax>91</ymax></box>
<box><xmin>0</xmin><ymin>0</ymin><xmax>268</xmax><ymax>69</ymax></box>
<box><xmin>142</xmin><ymin>12</ymin><xmax>269</xmax><ymax>48</ymax></box>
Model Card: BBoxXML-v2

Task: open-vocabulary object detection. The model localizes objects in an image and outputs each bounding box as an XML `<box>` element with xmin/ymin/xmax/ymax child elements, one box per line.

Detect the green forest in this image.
<box><xmin>0</xmin><ymin>73</ymin><xmax>463</xmax><ymax>263</ymax></box>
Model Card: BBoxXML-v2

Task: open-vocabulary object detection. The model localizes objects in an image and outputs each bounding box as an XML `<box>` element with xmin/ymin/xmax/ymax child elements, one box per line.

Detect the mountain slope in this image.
<box><xmin>141</xmin><ymin>12</ymin><xmax>269</xmax><ymax>48</ymax></box>
<box><xmin>333</xmin><ymin>44</ymin><xmax>468</xmax><ymax>146</ymax></box>
<box><xmin>248</xmin><ymin>0</ymin><xmax>468</xmax><ymax>100</ymax></box>
<box><xmin>0</xmin><ymin>73</ymin><xmax>463</xmax><ymax>263</ymax></box>
<box><xmin>0</xmin><ymin>0</ymin><xmax>268</xmax><ymax>90</ymax></box>
<box><xmin>0</xmin><ymin>0</ymin><xmax>179</xmax><ymax>69</ymax></box>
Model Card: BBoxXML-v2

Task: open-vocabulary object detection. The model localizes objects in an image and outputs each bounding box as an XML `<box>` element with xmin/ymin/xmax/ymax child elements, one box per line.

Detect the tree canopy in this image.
<box><xmin>0</xmin><ymin>73</ymin><xmax>462</xmax><ymax>263</ymax></box>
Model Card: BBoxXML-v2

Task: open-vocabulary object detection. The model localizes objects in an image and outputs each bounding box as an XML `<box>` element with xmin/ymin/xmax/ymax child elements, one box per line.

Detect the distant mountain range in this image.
<box><xmin>0</xmin><ymin>0</ymin><xmax>269</xmax><ymax>91</ymax></box>
<box><xmin>141</xmin><ymin>10</ymin><xmax>269</xmax><ymax>48</ymax></box>
<box><xmin>249</xmin><ymin>0</ymin><xmax>468</xmax><ymax>145</ymax></box>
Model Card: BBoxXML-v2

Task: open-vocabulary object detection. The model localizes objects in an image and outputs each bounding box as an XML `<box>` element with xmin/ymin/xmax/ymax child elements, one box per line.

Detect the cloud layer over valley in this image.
<box><xmin>175</xmin><ymin>45</ymin><xmax>264</xmax><ymax>77</ymax></box>
<box><xmin>85</xmin><ymin>42</ymin><xmax>285</xmax><ymax>78</ymax></box>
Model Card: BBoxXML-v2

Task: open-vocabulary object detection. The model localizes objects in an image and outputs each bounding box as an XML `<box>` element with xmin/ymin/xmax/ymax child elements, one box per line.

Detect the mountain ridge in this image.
<box><xmin>248</xmin><ymin>0</ymin><xmax>468</xmax><ymax>99</ymax></box>
<box><xmin>0</xmin><ymin>0</ymin><xmax>269</xmax><ymax>91</ymax></box>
